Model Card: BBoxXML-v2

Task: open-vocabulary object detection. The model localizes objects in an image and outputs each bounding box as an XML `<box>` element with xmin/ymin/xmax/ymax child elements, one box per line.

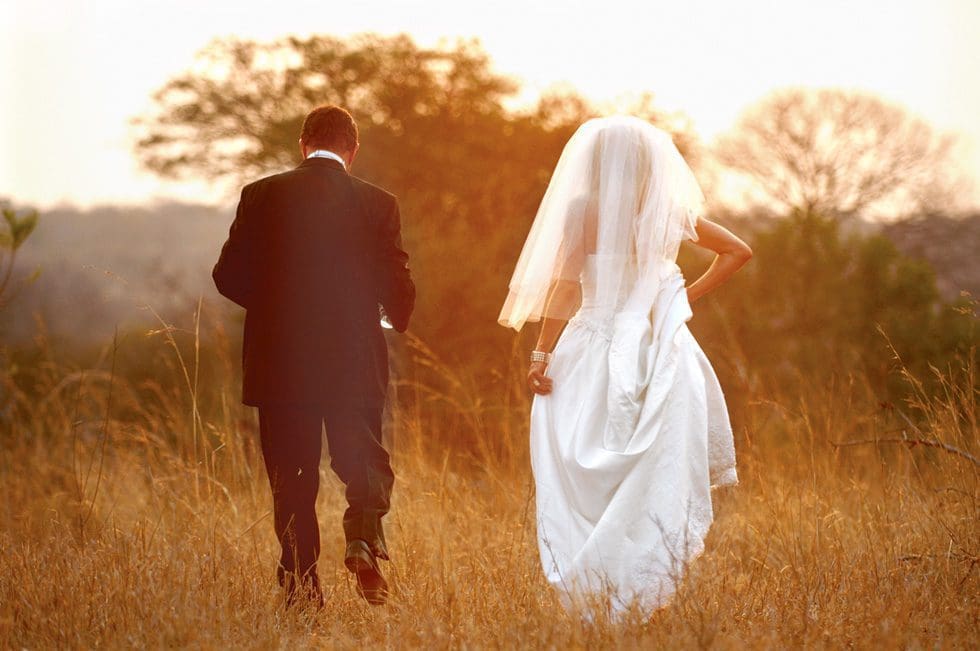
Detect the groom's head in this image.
<box><xmin>299</xmin><ymin>105</ymin><xmax>359</xmax><ymax>167</ymax></box>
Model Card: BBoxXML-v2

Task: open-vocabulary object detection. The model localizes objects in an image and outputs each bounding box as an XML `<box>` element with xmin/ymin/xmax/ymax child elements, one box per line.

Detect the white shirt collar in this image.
<box><xmin>306</xmin><ymin>149</ymin><xmax>346</xmax><ymax>169</ymax></box>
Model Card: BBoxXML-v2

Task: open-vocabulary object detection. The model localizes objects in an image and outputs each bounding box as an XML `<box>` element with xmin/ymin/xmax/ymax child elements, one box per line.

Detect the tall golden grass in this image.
<box><xmin>1</xmin><ymin>303</ymin><xmax>976</xmax><ymax>649</ymax></box>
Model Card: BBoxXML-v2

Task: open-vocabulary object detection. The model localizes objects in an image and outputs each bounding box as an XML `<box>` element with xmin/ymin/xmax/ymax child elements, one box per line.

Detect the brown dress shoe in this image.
<box><xmin>344</xmin><ymin>539</ymin><xmax>389</xmax><ymax>605</ymax></box>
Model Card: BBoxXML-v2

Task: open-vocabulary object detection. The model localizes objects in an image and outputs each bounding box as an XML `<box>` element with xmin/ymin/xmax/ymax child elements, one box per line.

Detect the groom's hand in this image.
<box><xmin>527</xmin><ymin>362</ymin><xmax>553</xmax><ymax>395</ymax></box>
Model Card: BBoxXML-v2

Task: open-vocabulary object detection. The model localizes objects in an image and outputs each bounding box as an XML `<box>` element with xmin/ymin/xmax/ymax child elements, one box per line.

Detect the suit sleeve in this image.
<box><xmin>377</xmin><ymin>196</ymin><xmax>416</xmax><ymax>333</ymax></box>
<box><xmin>212</xmin><ymin>187</ymin><xmax>254</xmax><ymax>309</ymax></box>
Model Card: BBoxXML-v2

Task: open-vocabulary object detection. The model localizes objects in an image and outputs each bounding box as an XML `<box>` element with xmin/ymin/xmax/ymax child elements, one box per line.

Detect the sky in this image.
<box><xmin>2</xmin><ymin>0</ymin><xmax>979</xmax><ymax>209</ymax></box>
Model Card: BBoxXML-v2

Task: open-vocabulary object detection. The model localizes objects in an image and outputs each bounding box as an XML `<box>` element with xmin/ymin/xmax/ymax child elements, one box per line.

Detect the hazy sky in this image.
<box><xmin>2</xmin><ymin>0</ymin><xmax>979</xmax><ymax>208</ymax></box>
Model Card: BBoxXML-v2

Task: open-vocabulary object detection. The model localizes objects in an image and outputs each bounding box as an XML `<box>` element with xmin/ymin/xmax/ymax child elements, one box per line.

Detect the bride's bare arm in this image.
<box><xmin>527</xmin><ymin>280</ymin><xmax>580</xmax><ymax>395</ymax></box>
<box><xmin>685</xmin><ymin>218</ymin><xmax>752</xmax><ymax>303</ymax></box>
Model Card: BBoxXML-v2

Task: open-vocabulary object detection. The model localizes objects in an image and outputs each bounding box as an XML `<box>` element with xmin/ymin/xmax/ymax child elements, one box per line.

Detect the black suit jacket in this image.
<box><xmin>213</xmin><ymin>157</ymin><xmax>415</xmax><ymax>409</ymax></box>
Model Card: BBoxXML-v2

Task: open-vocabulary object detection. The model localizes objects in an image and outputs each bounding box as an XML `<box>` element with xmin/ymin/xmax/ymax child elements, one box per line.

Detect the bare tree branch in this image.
<box><xmin>715</xmin><ymin>88</ymin><xmax>961</xmax><ymax>219</ymax></box>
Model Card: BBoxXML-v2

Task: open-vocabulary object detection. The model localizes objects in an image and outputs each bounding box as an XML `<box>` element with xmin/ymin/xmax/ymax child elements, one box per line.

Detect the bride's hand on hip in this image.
<box><xmin>528</xmin><ymin>362</ymin><xmax>553</xmax><ymax>395</ymax></box>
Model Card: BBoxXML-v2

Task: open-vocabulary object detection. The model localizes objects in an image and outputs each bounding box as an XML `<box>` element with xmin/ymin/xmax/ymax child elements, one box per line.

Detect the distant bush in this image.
<box><xmin>0</xmin><ymin>206</ymin><xmax>39</xmax><ymax>311</ymax></box>
<box><xmin>681</xmin><ymin>210</ymin><xmax>977</xmax><ymax>407</ymax></box>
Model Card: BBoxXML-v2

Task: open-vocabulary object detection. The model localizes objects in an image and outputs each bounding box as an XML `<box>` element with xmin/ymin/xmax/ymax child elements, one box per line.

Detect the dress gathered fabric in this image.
<box><xmin>530</xmin><ymin>254</ymin><xmax>738</xmax><ymax>616</ymax></box>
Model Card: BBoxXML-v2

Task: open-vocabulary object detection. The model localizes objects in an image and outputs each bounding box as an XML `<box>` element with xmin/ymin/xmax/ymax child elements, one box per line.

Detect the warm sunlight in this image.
<box><xmin>2</xmin><ymin>1</ymin><xmax>977</xmax><ymax>648</ymax></box>
<box><xmin>3</xmin><ymin>0</ymin><xmax>979</xmax><ymax>208</ymax></box>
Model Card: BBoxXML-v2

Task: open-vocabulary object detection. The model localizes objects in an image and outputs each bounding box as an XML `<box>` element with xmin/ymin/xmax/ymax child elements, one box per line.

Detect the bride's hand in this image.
<box><xmin>528</xmin><ymin>362</ymin><xmax>553</xmax><ymax>395</ymax></box>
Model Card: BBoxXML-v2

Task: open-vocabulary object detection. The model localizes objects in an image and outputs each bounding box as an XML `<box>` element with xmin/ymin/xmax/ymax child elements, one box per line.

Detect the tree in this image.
<box><xmin>0</xmin><ymin>206</ymin><xmax>39</xmax><ymax>309</ymax></box>
<box><xmin>715</xmin><ymin>88</ymin><xmax>961</xmax><ymax>220</ymax></box>
<box><xmin>133</xmin><ymin>33</ymin><xmax>691</xmax><ymax>369</ymax></box>
<box><xmin>678</xmin><ymin>210</ymin><xmax>977</xmax><ymax>405</ymax></box>
<box><xmin>134</xmin><ymin>34</ymin><xmax>523</xmax><ymax>186</ymax></box>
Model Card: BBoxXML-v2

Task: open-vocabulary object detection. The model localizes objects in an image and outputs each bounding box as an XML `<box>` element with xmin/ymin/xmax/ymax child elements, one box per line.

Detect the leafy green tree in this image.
<box><xmin>135</xmin><ymin>33</ymin><xmax>686</xmax><ymax>366</ymax></box>
<box><xmin>1</xmin><ymin>205</ymin><xmax>40</xmax><ymax>422</ymax></box>
<box><xmin>0</xmin><ymin>207</ymin><xmax>39</xmax><ymax>309</ymax></box>
<box><xmin>134</xmin><ymin>33</ymin><xmax>973</xmax><ymax>410</ymax></box>
<box><xmin>681</xmin><ymin>211</ymin><xmax>977</xmax><ymax>403</ymax></box>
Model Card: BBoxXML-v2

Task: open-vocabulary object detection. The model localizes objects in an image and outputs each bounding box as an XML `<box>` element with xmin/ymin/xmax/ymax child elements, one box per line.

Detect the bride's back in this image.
<box><xmin>499</xmin><ymin>115</ymin><xmax>702</xmax><ymax>330</ymax></box>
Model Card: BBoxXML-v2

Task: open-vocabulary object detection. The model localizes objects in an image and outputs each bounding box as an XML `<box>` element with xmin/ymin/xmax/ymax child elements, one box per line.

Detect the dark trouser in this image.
<box><xmin>258</xmin><ymin>405</ymin><xmax>393</xmax><ymax>594</ymax></box>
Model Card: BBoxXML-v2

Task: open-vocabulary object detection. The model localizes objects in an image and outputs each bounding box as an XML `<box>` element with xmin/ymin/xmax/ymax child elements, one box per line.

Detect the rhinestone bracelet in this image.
<box><xmin>530</xmin><ymin>350</ymin><xmax>552</xmax><ymax>364</ymax></box>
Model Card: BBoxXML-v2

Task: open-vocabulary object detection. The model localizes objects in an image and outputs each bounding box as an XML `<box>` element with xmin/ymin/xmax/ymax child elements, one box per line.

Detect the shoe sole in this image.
<box><xmin>345</xmin><ymin>555</ymin><xmax>389</xmax><ymax>606</ymax></box>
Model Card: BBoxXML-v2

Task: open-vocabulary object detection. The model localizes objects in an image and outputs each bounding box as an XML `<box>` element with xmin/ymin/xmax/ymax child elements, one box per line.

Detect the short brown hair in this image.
<box><xmin>300</xmin><ymin>105</ymin><xmax>358</xmax><ymax>152</ymax></box>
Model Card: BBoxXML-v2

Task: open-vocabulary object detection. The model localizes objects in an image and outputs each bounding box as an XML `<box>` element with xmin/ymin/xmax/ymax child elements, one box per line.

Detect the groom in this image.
<box><xmin>212</xmin><ymin>105</ymin><xmax>415</xmax><ymax>607</ymax></box>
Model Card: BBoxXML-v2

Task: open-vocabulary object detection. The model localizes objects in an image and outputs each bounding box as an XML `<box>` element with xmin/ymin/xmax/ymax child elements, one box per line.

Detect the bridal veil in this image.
<box><xmin>498</xmin><ymin>116</ymin><xmax>704</xmax><ymax>331</ymax></box>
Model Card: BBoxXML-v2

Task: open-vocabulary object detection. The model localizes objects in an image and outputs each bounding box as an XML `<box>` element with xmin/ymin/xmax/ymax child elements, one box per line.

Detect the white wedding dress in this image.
<box><xmin>529</xmin><ymin>255</ymin><xmax>737</xmax><ymax>615</ymax></box>
<box><xmin>499</xmin><ymin>117</ymin><xmax>738</xmax><ymax>617</ymax></box>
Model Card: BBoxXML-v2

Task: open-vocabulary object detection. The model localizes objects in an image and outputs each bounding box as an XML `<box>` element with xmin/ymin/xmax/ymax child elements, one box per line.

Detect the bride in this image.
<box><xmin>499</xmin><ymin>116</ymin><xmax>751</xmax><ymax>616</ymax></box>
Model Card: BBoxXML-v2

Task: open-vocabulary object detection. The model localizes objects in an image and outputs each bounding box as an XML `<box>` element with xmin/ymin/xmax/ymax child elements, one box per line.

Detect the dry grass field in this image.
<box><xmin>1</xmin><ymin>308</ymin><xmax>977</xmax><ymax>649</ymax></box>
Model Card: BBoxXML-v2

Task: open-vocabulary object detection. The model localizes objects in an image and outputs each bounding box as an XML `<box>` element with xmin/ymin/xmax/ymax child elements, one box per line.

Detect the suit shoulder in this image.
<box><xmin>242</xmin><ymin>167</ymin><xmax>304</xmax><ymax>195</ymax></box>
<box><xmin>239</xmin><ymin>179</ymin><xmax>259</xmax><ymax>196</ymax></box>
<box><xmin>350</xmin><ymin>175</ymin><xmax>398</xmax><ymax>207</ymax></box>
<box><xmin>254</xmin><ymin>169</ymin><xmax>295</xmax><ymax>186</ymax></box>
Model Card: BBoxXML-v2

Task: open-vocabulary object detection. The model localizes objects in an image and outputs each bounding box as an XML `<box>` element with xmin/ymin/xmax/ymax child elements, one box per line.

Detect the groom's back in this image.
<box><xmin>213</xmin><ymin>104</ymin><xmax>414</xmax><ymax>411</ymax></box>
<box><xmin>246</xmin><ymin>162</ymin><xmax>377</xmax><ymax>316</ymax></box>
<box><xmin>231</xmin><ymin>159</ymin><xmax>397</xmax><ymax>409</ymax></box>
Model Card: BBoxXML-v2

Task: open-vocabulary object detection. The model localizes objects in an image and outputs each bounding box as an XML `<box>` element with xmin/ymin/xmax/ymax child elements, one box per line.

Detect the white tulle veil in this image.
<box><xmin>499</xmin><ymin>116</ymin><xmax>704</xmax><ymax>331</ymax></box>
